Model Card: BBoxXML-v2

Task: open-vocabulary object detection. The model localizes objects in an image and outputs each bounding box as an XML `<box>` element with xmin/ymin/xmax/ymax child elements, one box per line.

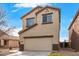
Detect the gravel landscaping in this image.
<box><xmin>50</xmin><ymin>48</ymin><xmax>79</xmax><ymax>56</ymax></box>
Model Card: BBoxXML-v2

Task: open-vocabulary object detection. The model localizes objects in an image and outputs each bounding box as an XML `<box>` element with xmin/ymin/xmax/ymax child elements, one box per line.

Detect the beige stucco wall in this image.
<box><xmin>8</xmin><ymin>40</ymin><xmax>19</xmax><ymax>48</ymax></box>
<box><xmin>19</xmin><ymin>7</ymin><xmax>60</xmax><ymax>45</ymax></box>
<box><xmin>36</xmin><ymin>8</ymin><xmax>60</xmax><ymax>44</ymax></box>
<box><xmin>0</xmin><ymin>39</ymin><xmax>19</xmax><ymax>48</ymax></box>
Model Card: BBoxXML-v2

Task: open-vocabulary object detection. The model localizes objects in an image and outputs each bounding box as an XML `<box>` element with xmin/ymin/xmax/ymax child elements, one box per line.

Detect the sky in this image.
<box><xmin>0</xmin><ymin>3</ymin><xmax>79</xmax><ymax>41</ymax></box>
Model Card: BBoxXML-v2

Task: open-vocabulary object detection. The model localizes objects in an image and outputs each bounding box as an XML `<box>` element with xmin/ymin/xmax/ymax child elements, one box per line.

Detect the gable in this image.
<box><xmin>36</xmin><ymin>6</ymin><xmax>60</xmax><ymax>15</ymax></box>
<box><xmin>19</xmin><ymin>6</ymin><xmax>60</xmax><ymax>34</ymax></box>
<box><xmin>22</xmin><ymin>6</ymin><xmax>43</xmax><ymax>20</ymax></box>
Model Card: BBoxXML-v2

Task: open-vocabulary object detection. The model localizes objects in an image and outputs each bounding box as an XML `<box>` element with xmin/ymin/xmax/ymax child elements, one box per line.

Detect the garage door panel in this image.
<box><xmin>24</xmin><ymin>38</ymin><xmax>52</xmax><ymax>51</ymax></box>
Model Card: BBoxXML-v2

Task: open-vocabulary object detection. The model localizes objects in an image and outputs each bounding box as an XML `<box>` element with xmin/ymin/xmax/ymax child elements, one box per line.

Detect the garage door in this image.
<box><xmin>24</xmin><ymin>37</ymin><xmax>52</xmax><ymax>51</ymax></box>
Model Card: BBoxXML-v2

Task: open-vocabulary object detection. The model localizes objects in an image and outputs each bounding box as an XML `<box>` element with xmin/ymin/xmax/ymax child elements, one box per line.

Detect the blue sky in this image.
<box><xmin>0</xmin><ymin>3</ymin><xmax>79</xmax><ymax>41</ymax></box>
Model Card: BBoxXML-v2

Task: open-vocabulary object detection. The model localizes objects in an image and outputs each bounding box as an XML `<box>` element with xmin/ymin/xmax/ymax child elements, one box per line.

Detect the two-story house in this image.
<box><xmin>19</xmin><ymin>6</ymin><xmax>60</xmax><ymax>51</ymax></box>
<box><xmin>68</xmin><ymin>10</ymin><xmax>79</xmax><ymax>51</ymax></box>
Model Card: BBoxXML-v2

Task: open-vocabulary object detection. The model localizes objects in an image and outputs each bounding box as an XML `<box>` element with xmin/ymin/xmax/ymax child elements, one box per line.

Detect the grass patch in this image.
<box><xmin>48</xmin><ymin>53</ymin><xmax>64</xmax><ymax>56</ymax></box>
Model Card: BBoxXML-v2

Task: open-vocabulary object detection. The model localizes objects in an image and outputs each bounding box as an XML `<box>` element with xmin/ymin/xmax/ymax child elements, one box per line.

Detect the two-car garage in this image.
<box><xmin>24</xmin><ymin>36</ymin><xmax>53</xmax><ymax>51</ymax></box>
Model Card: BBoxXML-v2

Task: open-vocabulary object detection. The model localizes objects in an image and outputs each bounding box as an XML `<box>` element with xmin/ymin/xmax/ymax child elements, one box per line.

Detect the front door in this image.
<box><xmin>4</xmin><ymin>40</ymin><xmax>8</xmax><ymax>47</ymax></box>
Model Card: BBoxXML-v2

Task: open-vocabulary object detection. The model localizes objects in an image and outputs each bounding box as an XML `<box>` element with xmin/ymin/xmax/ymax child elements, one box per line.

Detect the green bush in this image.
<box><xmin>48</xmin><ymin>53</ymin><xmax>64</xmax><ymax>56</ymax></box>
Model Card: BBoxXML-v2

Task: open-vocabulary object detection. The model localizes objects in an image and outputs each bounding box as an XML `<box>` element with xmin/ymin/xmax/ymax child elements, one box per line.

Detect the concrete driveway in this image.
<box><xmin>7</xmin><ymin>51</ymin><xmax>50</xmax><ymax>56</ymax></box>
<box><xmin>6</xmin><ymin>48</ymin><xmax>79</xmax><ymax>56</ymax></box>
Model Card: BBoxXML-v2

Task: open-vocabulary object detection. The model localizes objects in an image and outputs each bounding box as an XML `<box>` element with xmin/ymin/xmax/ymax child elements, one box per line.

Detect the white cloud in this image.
<box><xmin>11</xmin><ymin>8</ymin><xmax>20</xmax><ymax>12</ymax></box>
<box><xmin>11</xmin><ymin>3</ymin><xmax>52</xmax><ymax>12</ymax></box>
<box><xmin>7</xmin><ymin>28</ymin><xmax>22</xmax><ymax>36</ymax></box>
<box><xmin>14</xmin><ymin>3</ymin><xmax>52</xmax><ymax>8</ymax></box>
<box><xmin>60</xmin><ymin>37</ymin><xmax>69</xmax><ymax>42</ymax></box>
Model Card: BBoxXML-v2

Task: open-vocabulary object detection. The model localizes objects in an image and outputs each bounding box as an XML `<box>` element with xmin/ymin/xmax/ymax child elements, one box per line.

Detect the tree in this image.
<box><xmin>0</xmin><ymin>7</ymin><xmax>15</xmax><ymax>37</ymax></box>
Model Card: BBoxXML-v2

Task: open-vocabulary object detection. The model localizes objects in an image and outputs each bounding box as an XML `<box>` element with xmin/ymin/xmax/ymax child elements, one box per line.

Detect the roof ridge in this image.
<box><xmin>36</xmin><ymin>6</ymin><xmax>60</xmax><ymax>15</ymax></box>
<box><xmin>21</xmin><ymin>6</ymin><xmax>43</xmax><ymax>19</ymax></box>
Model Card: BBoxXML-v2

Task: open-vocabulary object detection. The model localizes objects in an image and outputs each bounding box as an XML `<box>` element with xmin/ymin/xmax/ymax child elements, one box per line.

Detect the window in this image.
<box><xmin>42</xmin><ymin>13</ymin><xmax>53</xmax><ymax>23</ymax></box>
<box><xmin>27</xmin><ymin>18</ymin><xmax>35</xmax><ymax>27</ymax></box>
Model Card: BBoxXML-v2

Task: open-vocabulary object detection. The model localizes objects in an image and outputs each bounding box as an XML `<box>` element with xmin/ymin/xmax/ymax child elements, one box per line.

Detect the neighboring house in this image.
<box><xmin>19</xmin><ymin>6</ymin><xmax>60</xmax><ymax>51</ymax></box>
<box><xmin>68</xmin><ymin>10</ymin><xmax>79</xmax><ymax>51</ymax></box>
<box><xmin>0</xmin><ymin>30</ymin><xmax>19</xmax><ymax>49</ymax></box>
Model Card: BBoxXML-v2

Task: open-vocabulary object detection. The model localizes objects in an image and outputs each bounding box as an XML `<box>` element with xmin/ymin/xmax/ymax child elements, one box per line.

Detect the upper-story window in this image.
<box><xmin>42</xmin><ymin>13</ymin><xmax>53</xmax><ymax>23</ymax></box>
<box><xmin>27</xmin><ymin>18</ymin><xmax>35</xmax><ymax>27</ymax></box>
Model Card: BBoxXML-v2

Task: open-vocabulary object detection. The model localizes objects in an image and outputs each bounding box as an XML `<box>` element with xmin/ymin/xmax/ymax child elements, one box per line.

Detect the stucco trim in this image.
<box><xmin>42</xmin><ymin>22</ymin><xmax>53</xmax><ymax>24</ymax></box>
<box><xmin>42</xmin><ymin>13</ymin><xmax>53</xmax><ymax>15</ymax></box>
<box><xmin>24</xmin><ymin>35</ymin><xmax>53</xmax><ymax>39</ymax></box>
<box><xmin>19</xmin><ymin>23</ymin><xmax>37</xmax><ymax>34</ymax></box>
<box><xmin>26</xmin><ymin>17</ymin><xmax>35</xmax><ymax>20</ymax></box>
